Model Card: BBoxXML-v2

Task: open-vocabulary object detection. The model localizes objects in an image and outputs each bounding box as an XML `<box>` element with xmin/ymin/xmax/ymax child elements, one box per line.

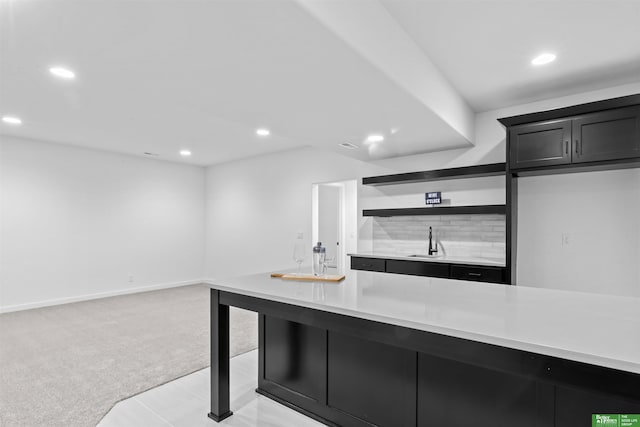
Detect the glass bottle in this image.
<box><xmin>312</xmin><ymin>242</ymin><xmax>326</xmax><ymax>276</ymax></box>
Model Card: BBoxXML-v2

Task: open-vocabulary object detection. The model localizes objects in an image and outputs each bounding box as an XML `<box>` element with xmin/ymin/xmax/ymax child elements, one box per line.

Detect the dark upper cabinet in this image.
<box><xmin>572</xmin><ymin>106</ymin><xmax>640</xmax><ymax>164</ymax></box>
<box><xmin>509</xmin><ymin>119</ymin><xmax>572</xmax><ymax>169</ymax></box>
<box><xmin>509</xmin><ymin>106</ymin><xmax>640</xmax><ymax>170</ymax></box>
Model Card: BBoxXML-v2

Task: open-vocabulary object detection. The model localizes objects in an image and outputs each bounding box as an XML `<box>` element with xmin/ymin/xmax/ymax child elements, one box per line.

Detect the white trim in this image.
<box><xmin>0</xmin><ymin>279</ymin><xmax>205</xmax><ymax>313</ymax></box>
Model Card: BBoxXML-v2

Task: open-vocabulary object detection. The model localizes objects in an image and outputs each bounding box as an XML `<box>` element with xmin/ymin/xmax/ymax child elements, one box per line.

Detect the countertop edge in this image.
<box><xmin>205</xmin><ymin>280</ymin><xmax>639</xmax><ymax>375</ymax></box>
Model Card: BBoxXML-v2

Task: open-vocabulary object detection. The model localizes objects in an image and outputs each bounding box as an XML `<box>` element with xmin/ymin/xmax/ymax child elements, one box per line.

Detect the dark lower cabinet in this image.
<box><xmin>350</xmin><ymin>256</ymin><xmax>386</xmax><ymax>272</ymax></box>
<box><xmin>386</xmin><ymin>259</ymin><xmax>450</xmax><ymax>278</ymax></box>
<box><xmin>258</xmin><ymin>315</ymin><xmax>639</xmax><ymax>427</ymax></box>
<box><xmin>555</xmin><ymin>386</ymin><xmax>640</xmax><ymax>427</ymax></box>
<box><xmin>327</xmin><ymin>332</ymin><xmax>416</xmax><ymax>427</ymax></box>
<box><xmin>450</xmin><ymin>264</ymin><xmax>506</xmax><ymax>283</ymax></box>
<box><xmin>418</xmin><ymin>353</ymin><xmax>539</xmax><ymax>427</ymax></box>
<box><xmin>350</xmin><ymin>256</ymin><xmax>507</xmax><ymax>284</ymax></box>
<box><xmin>263</xmin><ymin>316</ymin><xmax>325</xmax><ymax>402</ymax></box>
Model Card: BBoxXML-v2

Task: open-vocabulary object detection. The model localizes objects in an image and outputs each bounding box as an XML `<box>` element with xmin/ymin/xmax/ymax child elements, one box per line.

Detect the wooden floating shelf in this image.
<box><xmin>362</xmin><ymin>163</ymin><xmax>506</xmax><ymax>186</ymax></box>
<box><xmin>363</xmin><ymin>205</ymin><xmax>506</xmax><ymax>217</ymax></box>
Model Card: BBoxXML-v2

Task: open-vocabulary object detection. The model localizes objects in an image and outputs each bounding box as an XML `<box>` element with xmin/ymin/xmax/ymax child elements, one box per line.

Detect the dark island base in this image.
<box><xmin>210</xmin><ymin>289</ymin><xmax>640</xmax><ymax>427</ymax></box>
<box><xmin>207</xmin><ymin>411</ymin><xmax>233</xmax><ymax>422</ymax></box>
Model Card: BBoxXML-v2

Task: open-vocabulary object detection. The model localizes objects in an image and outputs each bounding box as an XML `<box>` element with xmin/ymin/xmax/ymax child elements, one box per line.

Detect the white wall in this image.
<box><xmin>517</xmin><ymin>169</ymin><xmax>640</xmax><ymax>297</ymax></box>
<box><xmin>204</xmin><ymin>82</ymin><xmax>640</xmax><ymax>297</ymax></box>
<box><xmin>0</xmin><ymin>136</ymin><xmax>206</xmax><ymax>312</ymax></box>
<box><xmin>204</xmin><ymin>147</ymin><xmax>381</xmax><ymax>279</ymax></box>
<box><xmin>6</xmin><ymin>84</ymin><xmax>635</xmax><ymax>308</ymax></box>
<box><xmin>204</xmin><ymin>145</ymin><xmax>505</xmax><ymax>279</ymax></box>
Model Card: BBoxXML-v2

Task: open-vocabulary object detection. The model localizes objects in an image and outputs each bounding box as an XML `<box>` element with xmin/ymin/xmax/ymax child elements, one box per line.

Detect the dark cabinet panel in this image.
<box><xmin>555</xmin><ymin>386</ymin><xmax>640</xmax><ymax>427</ymax></box>
<box><xmin>245</xmin><ymin>296</ymin><xmax>640</xmax><ymax>427</ymax></box>
<box><xmin>350</xmin><ymin>256</ymin><xmax>386</xmax><ymax>272</ymax></box>
<box><xmin>572</xmin><ymin>106</ymin><xmax>640</xmax><ymax>164</ymax></box>
<box><xmin>507</xmin><ymin>103</ymin><xmax>640</xmax><ymax>173</ymax></box>
<box><xmin>509</xmin><ymin>119</ymin><xmax>572</xmax><ymax>169</ymax></box>
<box><xmin>418</xmin><ymin>353</ymin><xmax>539</xmax><ymax>427</ymax></box>
<box><xmin>350</xmin><ymin>256</ymin><xmax>506</xmax><ymax>283</ymax></box>
<box><xmin>263</xmin><ymin>316</ymin><xmax>325</xmax><ymax>402</ymax></box>
<box><xmin>450</xmin><ymin>264</ymin><xmax>506</xmax><ymax>284</ymax></box>
<box><xmin>386</xmin><ymin>259</ymin><xmax>450</xmax><ymax>278</ymax></box>
<box><xmin>327</xmin><ymin>331</ymin><xmax>416</xmax><ymax>427</ymax></box>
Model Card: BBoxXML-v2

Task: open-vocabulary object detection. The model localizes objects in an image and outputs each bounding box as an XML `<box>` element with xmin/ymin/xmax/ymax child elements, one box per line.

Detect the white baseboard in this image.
<box><xmin>0</xmin><ymin>279</ymin><xmax>206</xmax><ymax>313</ymax></box>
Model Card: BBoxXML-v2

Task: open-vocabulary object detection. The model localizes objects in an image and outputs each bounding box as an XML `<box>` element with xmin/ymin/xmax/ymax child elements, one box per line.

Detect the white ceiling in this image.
<box><xmin>1</xmin><ymin>0</ymin><xmax>639</xmax><ymax>166</ymax></box>
<box><xmin>380</xmin><ymin>0</ymin><xmax>640</xmax><ymax>112</ymax></box>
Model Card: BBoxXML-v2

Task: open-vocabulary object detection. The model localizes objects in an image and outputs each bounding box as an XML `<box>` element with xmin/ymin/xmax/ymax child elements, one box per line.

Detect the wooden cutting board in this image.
<box><xmin>270</xmin><ymin>273</ymin><xmax>345</xmax><ymax>282</ymax></box>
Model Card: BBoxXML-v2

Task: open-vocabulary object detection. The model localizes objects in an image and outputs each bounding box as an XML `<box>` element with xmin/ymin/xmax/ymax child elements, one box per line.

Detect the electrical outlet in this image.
<box><xmin>128</xmin><ymin>274</ymin><xmax>134</xmax><ymax>283</ymax></box>
<box><xmin>562</xmin><ymin>233</ymin><xmax>570</xmax><ymax>246</ymax></box>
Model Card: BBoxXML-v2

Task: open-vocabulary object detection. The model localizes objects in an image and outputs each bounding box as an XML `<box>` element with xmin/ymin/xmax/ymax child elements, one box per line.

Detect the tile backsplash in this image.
<box><xmin>372</xmin><ymin>214</ymin><xmax>505</xmax><ymax>261</ymax></box>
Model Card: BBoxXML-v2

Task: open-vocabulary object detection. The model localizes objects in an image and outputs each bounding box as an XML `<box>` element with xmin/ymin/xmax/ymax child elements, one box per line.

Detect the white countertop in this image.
<box><xmin>207</xmin><ymin>270</ymin><xmax>640</xmax><ymax>374</ymax></box>
<box><xmin>348</xmin><ymin>252</ymin><xmax>506</xmax><ymax>267</ymax></box>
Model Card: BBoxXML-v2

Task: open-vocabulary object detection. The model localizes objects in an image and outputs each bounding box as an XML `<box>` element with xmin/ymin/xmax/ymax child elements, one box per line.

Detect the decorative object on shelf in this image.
<box><xmin>425</xmin><ymin>192</ymin><xmax>442</xmax><ymax>205</ymax></box>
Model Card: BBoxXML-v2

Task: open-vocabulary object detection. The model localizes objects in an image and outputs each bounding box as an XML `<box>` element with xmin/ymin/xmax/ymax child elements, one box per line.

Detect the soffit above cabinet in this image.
<box><xmin>498</xmin><ymin>94</ymin><xmax>640</xmax><ymax>127</ymax></box>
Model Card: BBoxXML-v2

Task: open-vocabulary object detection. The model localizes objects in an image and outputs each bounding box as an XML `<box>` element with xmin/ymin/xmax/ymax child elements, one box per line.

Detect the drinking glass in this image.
<box><xmin>293</xmin><ymin>236</ymin><xmax>306</xmax><ymax>275</ymax></box>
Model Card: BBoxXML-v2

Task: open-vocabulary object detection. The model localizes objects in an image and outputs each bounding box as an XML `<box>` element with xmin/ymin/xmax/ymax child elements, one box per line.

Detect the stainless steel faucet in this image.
<box><xmin>428</xmin><ymin>226</ymin><xmax>438</xmax><ymax>256</ymax></box>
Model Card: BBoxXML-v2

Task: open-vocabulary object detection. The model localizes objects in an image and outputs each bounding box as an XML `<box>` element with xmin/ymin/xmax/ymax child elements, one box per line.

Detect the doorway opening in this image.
<box><xmin>312</xmin><ymin>179</ymin><xmax>357</xmax><ymax>275</ymax></box>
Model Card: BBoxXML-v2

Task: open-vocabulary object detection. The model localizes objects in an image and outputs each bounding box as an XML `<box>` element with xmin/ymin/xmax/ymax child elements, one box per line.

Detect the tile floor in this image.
<box><xmin>98</xmin><ymin>350</ymin><xmax>324</xmax><ymax>427</ymax></box>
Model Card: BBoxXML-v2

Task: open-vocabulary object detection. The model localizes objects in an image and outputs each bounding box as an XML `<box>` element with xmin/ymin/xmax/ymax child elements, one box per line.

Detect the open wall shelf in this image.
<box><xmin>362</xmin><ymin>163</ymin><xmax>506</xmax><ymax>186</ymax></box>
<box><xmin>363</xmin><ymin>205</ymin><xmax>506</xmax><ymax>217</ymax></box>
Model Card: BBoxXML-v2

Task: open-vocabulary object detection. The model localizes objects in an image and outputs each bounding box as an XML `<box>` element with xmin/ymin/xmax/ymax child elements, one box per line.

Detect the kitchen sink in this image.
<box><xmin>408</xmin><ymin>254</ymin><xmax>442</xmax><ymax>259</ymax></box>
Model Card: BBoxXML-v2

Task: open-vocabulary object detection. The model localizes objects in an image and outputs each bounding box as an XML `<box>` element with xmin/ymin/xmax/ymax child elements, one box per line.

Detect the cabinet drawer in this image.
<box><xmin>386</xmin><ymin>260</ymin><xmax>449</xmax><ymax>278</ymax></box>
<box><xmin>450</xmin><ymin>265</ymin><xmax>506</xmax><ymax>284</ymax></box>
<box><xmin>350</xmin><ymin>257</ymin><xmax>386</xmax><ymax>272</ymax></box>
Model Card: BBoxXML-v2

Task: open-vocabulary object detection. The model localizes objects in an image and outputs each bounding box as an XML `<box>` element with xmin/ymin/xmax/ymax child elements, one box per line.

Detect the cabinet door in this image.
<box><xmin>509</xmin><ymin>119</ymin><xmax>572</xmax><ymax>169</ymax></box>
<box><xmin>572</xmin><ymin>106</ymin><xmax>640</xmax><ymax>163</ymax></box>
<box><xmin>418</xmin><ymin>353</ymin><xmax>539</xmax><ymax>427</ymax></box>
<box><xmin>328</xmin><ymin>331</ymin><xmax>417</xmax><ymax>427</ymax></box>
<box><xmin>263</xmin><ymin>317</ymin><xmax>326</xmax><ymax>402</ymax></box>
<box><xmin>386</xmin><ymin>260</ymin><xmax>449</xmax><ymax>278</ymax></box>
<box><xmin>350</xmin><ymin>256</ymin><xmax>385</xmax><ymax>272</ymax></box>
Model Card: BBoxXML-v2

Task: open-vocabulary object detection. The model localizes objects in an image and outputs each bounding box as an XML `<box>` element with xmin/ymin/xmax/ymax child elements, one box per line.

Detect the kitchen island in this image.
<box><xmin>207</xmin><ymin>270</ymin><xmax>640</xmax><ymax>426</ymax></box>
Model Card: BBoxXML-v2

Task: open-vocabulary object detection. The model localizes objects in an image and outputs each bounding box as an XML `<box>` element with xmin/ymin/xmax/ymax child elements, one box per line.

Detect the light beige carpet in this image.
<box><xmin>0</xmin><ymin>284</ymin><xmax>258</xmax><ymax>427</ymax></box>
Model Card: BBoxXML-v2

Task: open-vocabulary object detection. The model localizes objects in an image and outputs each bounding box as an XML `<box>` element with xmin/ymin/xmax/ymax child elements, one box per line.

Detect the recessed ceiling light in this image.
<box><xmin>180</xmin><ymin>150</ymin><xmax>192</xmax><ymax>156</ymax></box>
<box><xmin>2</xmin><ymin>116</ymin><xmax>22</xmax><ymax>125</ymax></box>
<box><xmin>256</xmin><ymin>128</ymin><xmax>270</xmax><ymax>136</ymax></box>
<box><xmin>49</xmin><ymin>67</ymin><xmax>76</xmax><ymax>79</ymax></box>
<box><xmin>339</xmin><ymin>142</ymin><xmax>359</xmax><ymax>150</ymax></box>
<box><xmin>366</xmin><ymin>134</ymin><xmax>384</xmax><ymax>143</ymax></box>
<box><xmin>531</xmin><ymin>53</ymin><xmax>556</xmax><ymax>66</ymax></box>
